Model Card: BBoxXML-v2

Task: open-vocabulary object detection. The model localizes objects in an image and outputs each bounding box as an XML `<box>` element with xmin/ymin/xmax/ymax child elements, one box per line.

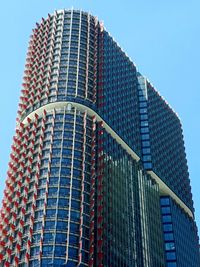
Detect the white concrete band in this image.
<box><xmin>22</xmin><ymin>101</ymin><xmax>193</xmax><ymax>219</ymax></box>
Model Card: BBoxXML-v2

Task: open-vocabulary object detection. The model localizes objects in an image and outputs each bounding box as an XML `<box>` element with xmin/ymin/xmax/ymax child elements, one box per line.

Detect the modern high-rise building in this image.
<box><xmin>0</xmin><ymin>9</ymin><xmax>199</xmax><ymax>267</ymax></box>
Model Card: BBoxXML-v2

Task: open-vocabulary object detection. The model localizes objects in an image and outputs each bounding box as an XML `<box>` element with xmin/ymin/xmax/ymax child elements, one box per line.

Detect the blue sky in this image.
<box><xmin>0</xmin><ymin>0</ymin><xmax>199</xmax><ymax>231</ymax></box>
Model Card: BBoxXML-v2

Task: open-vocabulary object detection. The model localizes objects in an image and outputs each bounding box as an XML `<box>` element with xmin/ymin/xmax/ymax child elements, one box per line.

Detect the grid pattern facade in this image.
<box><xmin>98</xmin><ymin>130</ymin><xmax>165</xmax><ymax>267</ymax></box>
<box><xmin>147</xmin><ymin>84</ymin><xmax>193</xmax><ymax>210</ymax></box>
<box><xmin>97</xmin><ymin>31</ymin><xmax>141</xmax><ymax>156</ymax></box>
<box><xmin>0</xmin><ymin>8</ymin><xmax>200</xmax><ymax>267</ymax></box>
<box><xmin>160</xmin><ymin>197</ymin><xmax>200</xmax><ymax>267</ymax></box>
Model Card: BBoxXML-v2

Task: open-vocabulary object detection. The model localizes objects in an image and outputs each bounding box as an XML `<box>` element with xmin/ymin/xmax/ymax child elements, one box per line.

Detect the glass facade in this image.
<box><xmin>0</xmin><ymin>8</ymin><xmax>199</xmax><ymax>267</ymax></box>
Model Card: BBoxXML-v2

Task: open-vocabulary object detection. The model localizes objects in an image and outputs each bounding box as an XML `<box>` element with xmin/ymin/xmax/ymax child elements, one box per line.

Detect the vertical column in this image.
<box><xmin>65</xmin><ymin>9</ymin><xmax>73</xmax><ymax>97</ymax></box>
<box><xmin>85</xmin><ymin>13</ymin><xmax>90</xmax><ymax>99</ymax></box>
<box><xmin>24</xmin><ymin>111</ymin><xmax>47</xmax><ymax>265</ymax></box>
<box><xmin>66</xmin><ymin>108</ymin><xmax>77</xmax><ymax>262</ymax></box>
<box><xmin>137</xmin><ymin>75</ymin><xmax>152</xmax><ymax>170</ymax></box>
<box><xmin>75</xmin><ymin>11</ymin><xmax>82</xmax><ymax>97</ymax></box>
<box><xmin>93</xmin><ymin>18</ymin><xmax>98</xmax><ymax>103</ymax></box>
<box><xmin>96</xmin><ymin>121</ymin><xmax>104</xmax><ymax>267</ymax></box>
<box><xmin>98</xmin><ymin>23</ymin><xmax>104</xmax><ymax>109</ymax></box>
<box><xmin>89</xmin><ymin>116</ymin><xmax>96</xmax><ymax>267</ymax></box>
<box><xmin>77</xmin><ymin>111</ymin><xmax>87</xmax><ymax>265</ymax></box>
<box><xmin>37</xmin><ymin>110</ymin><xmax>55</xmax><ymax>264</ymax></box>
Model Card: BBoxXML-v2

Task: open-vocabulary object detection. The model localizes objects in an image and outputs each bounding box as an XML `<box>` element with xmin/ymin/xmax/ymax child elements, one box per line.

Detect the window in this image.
<box><xmin>142</xmin><ymin>148</ymin><xmax>151</xmax><ymax>154</ymax></box>
<box><xmin>46</xmin><ymin>209</ymin><xmax>56</xmax><ymax>218</ymax></box>
<box><xmin>58</xmin><ymin>198</ymin><xmax>68</xmax><ymax>207</ymax></box>
<box><xmin>161</xmin><ymin>207</ymin><xmax>171</xmax><ymax>214</ymax></box>
<box><xmin>68</xmin><ymin>247</ymin><xmax>78</xmax><ymax>259</ymax></box>
<box><xmin>57</xmin><ymin>209</ymin><xmax>68</xmax><ymax>220</ymax></box>
<box><xmin>69</xmin><ymin>235</ymin><xmax>79</xmax><ymax>245</ymax></box>
<box><xmin>141</xmin><ymin>127</ymin><xmax>149</xmax><ymax>133</ymax></box>
<box><xmin>143</xmin><ymin>162</ymin><xmax>152</xmax><ymax>169</ymax></box>
<box><xmin>43</xmin><ymin>245</ymin><xmax>53</xmax><ymax>256</ymax></box>
<box><xmin>141</xmin><ymin>134</ymin><xmax>149</xmax><ymax>140</ymax></box>
<box><xmin>166</xmin><ymin>252</ymin><xmax>176</xmax><ymax>260</ymax></box>
<box><xmin>162</xmin><ymin>215</ymin><xmax>172</xmax><ymax>223</ymax></box>
<box><xmin>47</xmin><ymin>198</ymin><xmax>57</xmax><ymax>207</ymax></box>
<box><xmin>163</xmin><ymin>224</ymin><xmax>173</xmax><ymax>232</ymax></box>
<box><xmin>55</xmin><ymin>245</ymin><xmax>66</xmax><ymax>257</ymax></box>
<box><xmin>43</xmin><ymin>233</ymin><xmax>54</xmax><ymax>243</ymax></box>
<box><xmin>49</xmin><ymin>177</ymin><xmax>59</xmax><ymax>185</ymax></box>
<box><xmin>71</xmin><ymin>200</ymin><xmax>80</xmax><ymax>210</ymax></box>
<box><xmin>57</xmin><ymin>220</ymin><xmax>68</xmax><ymax>230</ymax></box>
<box><xmin>143</xmin><ymin>155</ymin><xmax>151</xmax><ymax>161</ymax></box>
<box><xmin>70</xmin><ymin>223</ymin><xmax>79</xmax><ymax>234</ymax></box>
<box><xmin>45</xmin><ymin>221</ymin><xmax>55</xmax><ymax>230</ymax></box>
<box><xmin>164</xmin><ymin>233</ymin><xmax>174</xmax><ymax>241</ymax></box>
<box><xmin>160</xmin><ymin>197</ymin><xmax>170</xmax><ymax>206</ymax></box>
<box><xmin>55</xmin><ymin>233</ymin><xmax>67</xmax><ymax>244</ymax></box>
<box><xmin>142</xmin><ymin>141</ymin><xmax>150</xmax><ymax>147</ymax></box>
<box><xmin>48</xmin><ymin>187</ymin><xmax>58</xmax><ymax>196</ymax></box>
<box><xmin>30</xmin><ymin>246</ymin><xmax>40</xmax><ymax>256</ymax></box>
<box><xmin>71</xmin><ymin>210</ymin><xmax>80</xmax><ymax>222</ymax></box>
<box><xmin>165</xmin><ymin>242</ymin><xmax>175</xmax><ymax>251</ymax></box>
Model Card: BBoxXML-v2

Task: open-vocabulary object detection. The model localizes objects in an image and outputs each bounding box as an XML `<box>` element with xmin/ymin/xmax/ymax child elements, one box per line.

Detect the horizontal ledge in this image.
<box><xmin>148</xmin><ymin>170</ymin><xmax>193</xmax><ymax>218</ymax></box>
<box><xmin>22</xmin><ymin>101</ymin><xmax>140</xmax><ymax>162</ymax></box>
<box><xmin>22</xmin><ymin>101</ymin><xmax>193</xmax><ymax>219</ymax></box>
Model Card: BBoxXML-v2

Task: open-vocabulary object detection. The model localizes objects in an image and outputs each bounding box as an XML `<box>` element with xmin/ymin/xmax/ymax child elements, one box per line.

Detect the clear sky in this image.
<box><xmin>0</xmin><ymin>0</ymin><xmax>199</xmax><ymax>231</ymax></box>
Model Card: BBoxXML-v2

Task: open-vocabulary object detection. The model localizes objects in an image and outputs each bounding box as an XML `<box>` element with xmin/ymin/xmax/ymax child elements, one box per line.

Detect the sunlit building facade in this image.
<box><xmin>0</xmin><ymin>9</ymin><xmax>199</xmax><ymax>267</ymax></box>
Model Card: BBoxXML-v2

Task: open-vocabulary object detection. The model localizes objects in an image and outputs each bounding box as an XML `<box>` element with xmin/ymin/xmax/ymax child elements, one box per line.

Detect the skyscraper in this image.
<box><xmin>0</xmin><ymin>8</ymin><xmax>199</xmax><ymax>267</ymax></box>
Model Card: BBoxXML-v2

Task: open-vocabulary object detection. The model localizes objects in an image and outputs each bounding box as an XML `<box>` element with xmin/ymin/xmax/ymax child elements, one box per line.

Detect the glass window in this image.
<box><xmin>143</xmin><ymin>162</ymin><xmax>152</xmax><ymax>169</ymax></box>
<box><xmin>140</xmin><ymin>121</ymin><xmax>149</xmax><ymax>127</ymax></box>
<box><xmin>141</xmin><ymin>134</ymin><xmax>149</xmax><ymax>140</ymax></box>
<box><xmin>30</xmin><ymin>246</ymin><xmax>40</xmax><ymax>256</ymax></box>
<box><xmin>70</xmin><ymin>223</ymin><xmax>79</xmax><ymax>234</ymax></box>
<box><xmin>49</xmin><ymin>177</ymin><xmax>59</xmax><ymax>185</ymax></box>
<box><xmin>58</xmin><ymin>198</ymin><xmax>69</xmax><ymax>207</ymax></box>
<box><xmin>45</xmin><ymin>221</ymin><xmax>55</xmax><ymax>230</ymax></box>
<box><xmin>68</xmin><ymin>247</ymin><xmax>78</xmax><ymax>259</ymax></box>
<box><xmin>48</xmin><ymin>187</ymin><xmax>58</xmax><ymax>196</ymax></box>
<box><xmin>72</xmin><ymin>179</ymin><xmax>81</xmax><ymax>189</ymax></box>
<box><xmin>160</xmin><ymin>197</ymin><xmax>170</xmax><ymax>206</ymax></box>
<box><xmin>55</xmin><ymin>233</ymin><xmax>67</xmax><ymax>244</ymax></box>
<box><xmin>71</xmin><ymin>199</ymin><xmax>80</xmax><ymax>210</ymax></box>
<box><xmin>139</xmin><ymin>108</ymin><xmax>147</xmax><ymax>114</ymax></box>
<box><xmin>164</xmin><ymin>233</ymin><xmax>174</xmax><ymax>241</ymax></box>
<box><xmin>163</xmin><ymin>224</ymin><xmax>173</xmax><ymax>232</ymax></box>
<box><xmin>142</xmin><ymin>141</ymin><xmax>150</xmax><ymax>147</ymax></box>
<box><xmin>162</xmin><ymin>215</ymin><xmax>172</xmax><ymax>223</ymax></box>
<box><xmin>55</xmin><ymin>246</ymin><xmax>66</xmax><ymax>257</ymax></box>
<box><xmin>43</xmin><ymin>233</ymin><xmax>54</xmax><ymax>243</ymax></box>
<box><xmin>57</xmin><ymin>209</ymin><xmax>68</xmax><ymax>220</ymax></box>
<box><xmin>71</xmin><ymin>210</ymin><xmax>80</xmax><ymax>222</ymax></box>
<box><xmin>141</xmin><ymin>127</ymin><xmax>149</xmax><ymax>133</ymax></box>
<box><xmin>72</xmin><ymin>189</ymin><xmax>81</xmax><ymax>199</ymax></box>
<box><xmin>166</xmin><ymin>252</ymin><xmax>176</xmax><ymax>260</ymax></box>
<box><xmin>46</xmin><ymin>209</ymin><xmax>56</xmax><ymax>218</ymax></box>
<box><xmin>43</xmin><ymin>245</ymin><xmax>53</xmax><ymax>256</ymax></box>
<box><xmin>59</xmin><ymin>187</ymin><xmax>70</xmax><ymax>196</ymax></box>
<box><xmin>69</xmin><ymin>234</ymin><xmax>79</xmax><ymax>245</ymax></box>
<box><xmin>165</xmin><ymin>242</ymin><xmax>175</xmax><ymax>251</ymax></box>
<box><xmin>57</xmin><ymin>220</ymin><xmax>68</xmax><ymax>230</ymax></box>
<box><xmin>139</xmin><ymin>102</ymin><xmax>147</xmax><ymax>108</ymax></box>
<box><xmin>161</xmin><ymin>207</ymin><xmax>171</xmax><ymax>214</ymax></box>
<box><xmin>143</xmin><ymin>155</ymin><xmax>151</xmax><ymax>161</ymax></box>
<box><xmin>47</xmin><ymin>198</ymin><xmax>57</xmax><ymax>207</ymax></box>
<box><xmin>140</xmin><ymin>114</ymin><xmax>148</xmax><ymax>120</ymax></box>
<box><xmin>82</xmin><ymin>251</ymin><xmax>89</xmax><ymax>263</ymax></box>
<box><xmin>142</xmin><ymin>148</ymin><xmax>151</xmax><ymax>154</ymax></box>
